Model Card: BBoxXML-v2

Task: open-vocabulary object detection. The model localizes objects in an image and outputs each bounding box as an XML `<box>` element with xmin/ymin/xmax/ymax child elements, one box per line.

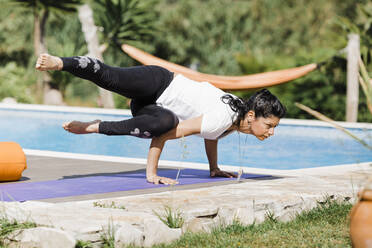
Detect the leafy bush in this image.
<box><xmin>152</xmin><ymin>0</ymin><xmax>355</xmax><ymax>74</ymax></box>
<box><xmin>336</xmin><ymin>1</ymin><xmax>372</xmax><ymax>68</ymax></box>
<box><xmin>151</xmin><ymin>0</ymin><xmax>370</xmax><ymax>121</ymax></box>
<box><xmin>153</xmin><ymin>0</ymin><xmax>250</xmax><ymax>75</ymax></box>
<box><xmin>45</xmin><ymin>13</ymin><xmax>88</xmax><ymax>96</ymax></box>
<box><xmin>0</xmin><ymin>4</ymin><xmax>33</xmax><ymax>66</ymax></box>
<box><xmin>0</xmin><ymin>62</ymin><xmax>36</xmax><ymax>103</ymax></box>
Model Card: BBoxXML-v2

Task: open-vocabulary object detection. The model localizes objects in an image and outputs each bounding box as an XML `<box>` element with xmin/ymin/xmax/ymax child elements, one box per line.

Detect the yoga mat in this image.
<box><xmin>0</xmin><ymin>169</ymin><xmax>270</xmax><ymax>202</ymax></box>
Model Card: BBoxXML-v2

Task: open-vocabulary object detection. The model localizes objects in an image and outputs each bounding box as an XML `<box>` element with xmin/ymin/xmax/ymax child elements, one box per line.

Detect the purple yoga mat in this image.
<box><xmin>0</xmin><ymin>169</ymin><xmax>270</xmax><ymax>202</ymax></box>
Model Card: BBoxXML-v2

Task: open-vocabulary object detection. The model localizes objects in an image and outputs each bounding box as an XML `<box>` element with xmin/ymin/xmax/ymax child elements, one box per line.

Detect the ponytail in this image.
<box><xmin>221</xmin><ymin>94</ymin><xmax>249</xmax><ymax>124</ymax></box>
<box><xmin>221</xmin><ymin>89</ymin><xmax>286</xmax><ymax>126</ymax></box>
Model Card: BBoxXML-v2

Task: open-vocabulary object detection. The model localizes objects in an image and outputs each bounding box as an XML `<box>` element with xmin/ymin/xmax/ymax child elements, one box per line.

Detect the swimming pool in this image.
<box><xmin>0</xmin><ymin>104</ymin><xmax>371</xmax><ymax>170</ymax></box>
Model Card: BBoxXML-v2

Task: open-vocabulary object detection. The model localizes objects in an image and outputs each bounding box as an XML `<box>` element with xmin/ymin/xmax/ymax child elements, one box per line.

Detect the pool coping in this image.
<box><xmin>2</xmin><ymin>102</ymin><xmax>371</xmax><ymax>177</ymax></box>
<box><xmin>23</xmin><ymin>149</ymin><xmax>371</xmax><ymax>177</ymax></box>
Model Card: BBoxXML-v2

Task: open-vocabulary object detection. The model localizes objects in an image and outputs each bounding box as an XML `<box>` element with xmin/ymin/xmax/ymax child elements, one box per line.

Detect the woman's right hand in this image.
<box><xmin>146</xmin><ymin>175</ymin><xmax>179</xmax><ymax>185</ymax></box>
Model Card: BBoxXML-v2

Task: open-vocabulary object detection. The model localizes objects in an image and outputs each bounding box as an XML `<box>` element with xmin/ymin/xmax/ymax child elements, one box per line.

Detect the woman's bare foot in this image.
<box><xmin>35</xmin><ymin>54</ymin><xmax>63</xmax><ymax>71</ymax></box>
<box><xmin>63</xmin><ymin>120</ymin><xmax>101</xmax><ymax>134</ymax></box>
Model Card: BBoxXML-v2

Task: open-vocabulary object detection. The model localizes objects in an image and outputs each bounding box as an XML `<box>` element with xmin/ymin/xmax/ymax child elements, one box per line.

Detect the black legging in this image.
<box><xmin>61</xmin><ymin>56</ymin><xmax>179</xmax><ymax>138</ymax></box>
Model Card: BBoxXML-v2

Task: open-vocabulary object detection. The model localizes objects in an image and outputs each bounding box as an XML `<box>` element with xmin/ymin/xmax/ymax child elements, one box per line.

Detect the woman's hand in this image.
<box><xmin>146</xmin><ymin>116</ymin><xmax>203</xmax><ymax>186</ymax></box>
<box><xmin>210</xmin><ymin>168</ymin><xmax>237</xmax><ymax>178</ymax></box>
<box><xmin>147</xmin><ymin>174</ymin><xmax>179</xmax><ymax>185</ymax></box>
<box><xmin>204</xmin><ymin>139</ymin><xmax>237</xmax><ymax>179</ymax></box>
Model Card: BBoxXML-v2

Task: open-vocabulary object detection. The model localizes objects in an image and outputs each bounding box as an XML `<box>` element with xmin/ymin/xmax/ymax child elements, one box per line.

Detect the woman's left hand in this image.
<box><xmin>210</xmin><ymin>168</ymin><xmax>237</xmax><ymax>178</ymax></box>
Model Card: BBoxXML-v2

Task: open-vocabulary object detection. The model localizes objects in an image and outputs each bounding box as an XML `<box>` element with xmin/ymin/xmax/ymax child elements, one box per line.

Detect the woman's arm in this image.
<box><xmin>204</xmin><ymin>139</ymin><xmax>237</xmax><ymax>178</ymax></box>
<box><xmin>204</xmin><ymin>139</ymin><xmax>218</xmax><ymax>172</ymax></box>
<box><xmin>146</xmin><ymin>115</ymin><xmax>203</xmax><ymax>185</ymax></box>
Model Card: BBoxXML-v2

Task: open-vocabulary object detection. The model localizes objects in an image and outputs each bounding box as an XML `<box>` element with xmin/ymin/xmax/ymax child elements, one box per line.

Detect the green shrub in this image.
<box><xmin>0</xmin><ymin>62</ymin><xmax>36</xmax><ymax>103</ymax></box>
<box><xmin>46</xmin><ymin>13</ymin><xmax>88</xmax><ymax>95</ymax></box>
<box><xmin>153</xmin><ymin>205</ymin><xmax>185</xmax><ymax>229</ymax></box>
<box><xmin>151</xmin><ymin>0</ymin><xmax>371</xmax><ymax>122</ymax></box>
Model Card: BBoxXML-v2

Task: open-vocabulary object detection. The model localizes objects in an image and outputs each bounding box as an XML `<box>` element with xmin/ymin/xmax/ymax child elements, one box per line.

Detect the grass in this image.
<box><xmin>75</xmin><ymin>240</ymin><xmax>93</xmax><ymax>248</ymax></box>
<box><xmin>93</xmin><ymin>201</ymin><xmax>126</xmax><ymax>210</ymax></box>
<box><xmin>0</xmin><ymin>218</ymin><xmax>36</xmax><ymax>247</ymax></box>
<box><xmin>153</xmin><ymin>206</ymin><xmax>185</xmax><ymax>229</ymax></box>
<box><xmin>0</xmin><ymin>199</ymin><xmax>353</xmax><ymax>248</ymax></box>
<box><xmin>101</xmin><ymin>218</ymin><xmax>116</xmax><ymax>248</ymax></box>
<box><xmin>145</xmin><ymin>198</ymin><xmax>352</xmax><ymax>248</ymax></box>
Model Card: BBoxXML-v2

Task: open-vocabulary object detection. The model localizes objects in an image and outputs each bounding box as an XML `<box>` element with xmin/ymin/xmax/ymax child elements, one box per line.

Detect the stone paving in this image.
<box><xmin>1</xmin><ymin>160</ymin><xmax>371</xmax><ymax>247</ymax></box>
<box><xmin>0</xmin><ymin>161</ymin><xmax>372</xmax><ymax>247</ymax></box>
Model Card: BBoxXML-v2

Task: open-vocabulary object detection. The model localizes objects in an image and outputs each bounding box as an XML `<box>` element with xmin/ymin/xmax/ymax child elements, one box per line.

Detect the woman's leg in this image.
<box><xmin>100</xmin><ymin>102</ymin><xmax>179</xmax><ymax>137</ymax></box>
<box><xmin>36</xmin><ymin>54</ymin><xmax>173</xmax><ymax>101</ymax></box>
<box><xmin>37</xmin><ymin>54</ymin><xmax>178</xmax><ymax>137</ymax></box>
<box><xmin>63</xmin><ymin>103</ymin><xmax>179</xmax><ymax>138</ymax></box>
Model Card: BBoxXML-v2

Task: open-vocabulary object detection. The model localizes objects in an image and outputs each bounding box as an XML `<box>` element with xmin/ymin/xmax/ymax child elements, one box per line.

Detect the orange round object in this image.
<box><xmin>0</xmin><ymin>142</ymin><xmax>27</xmax><ymax>181</ymax></box>
<box><xmin>350</xmin><ymin>189</ymin><xmax>372</xmax><ymax>248</ymax></box>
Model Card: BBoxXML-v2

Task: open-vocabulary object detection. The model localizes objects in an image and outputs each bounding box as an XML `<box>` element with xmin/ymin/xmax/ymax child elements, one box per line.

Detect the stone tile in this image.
<box><xmin>5</xmin><ymin>227</ymin><xmax>75</xmax><ymax>248</ymax></box>
<box><xmin>143</xmin><ymin>218</ymin><xmax>182</xmax><ymax>247</ymax></box>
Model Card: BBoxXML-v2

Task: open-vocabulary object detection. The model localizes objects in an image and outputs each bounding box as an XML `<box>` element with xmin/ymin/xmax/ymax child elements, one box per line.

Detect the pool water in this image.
<box><xmin>1</xmin><ymin>109</ymin><xmax>371</xmax><ymax>170</ymax></box>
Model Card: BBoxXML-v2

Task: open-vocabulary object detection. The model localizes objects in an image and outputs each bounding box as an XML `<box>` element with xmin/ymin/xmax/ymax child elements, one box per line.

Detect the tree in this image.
<box><xmin>9</xmin><ymin>0</ymin><xmax>82</xmax><ymax>103</ymax></box>
<box><xmin>80</xmin><ymin>0</ymin><xmax>159</xmax><ymax>108</ymax></box>
<box><xmin>78</xmin><ymin>3</ymin><xmax>114</xmax><ymax>108</ymax></box>
<box><xmin>93</xmin><ymin>0</ymin><xmax>158</xmax><ymax>50</ymax></box>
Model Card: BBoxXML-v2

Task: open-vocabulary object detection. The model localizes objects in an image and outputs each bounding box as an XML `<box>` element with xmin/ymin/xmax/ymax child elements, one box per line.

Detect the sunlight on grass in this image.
<box><xmin>147</xmin><ymin>199</ymin><xmax>352</xmax><ymax>248</ymax></box>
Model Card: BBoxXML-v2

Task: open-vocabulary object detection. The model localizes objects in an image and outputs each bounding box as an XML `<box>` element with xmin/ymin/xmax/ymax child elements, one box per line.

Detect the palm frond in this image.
<box><xmin>9</xmin><ymin>0</ymin><xmax>82</xmax><ymax>12</ymax></box>
<box><xmin>93</xmin><ymin>0</ymin><xmax>158</xmax><ymax>47</ymax></box>
<box><xmin>358</xmin><ymin>58</ymin><xmax>372</xmax><ymax>114</ymax></box>
<box><xmin>295</xmin><ymin>103</ymin><xmax>372</xmax><ymax>150</ymax></box>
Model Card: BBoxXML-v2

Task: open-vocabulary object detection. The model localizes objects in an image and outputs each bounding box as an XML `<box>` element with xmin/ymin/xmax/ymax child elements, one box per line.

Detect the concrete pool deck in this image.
<box><xmin>1</xmin><ymin>154</ymin><xmax>371</xmax><ymax>247</ymax></box>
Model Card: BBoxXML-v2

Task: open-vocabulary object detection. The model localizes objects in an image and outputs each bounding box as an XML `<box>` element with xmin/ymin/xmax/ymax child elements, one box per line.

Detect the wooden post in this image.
<box><xmin>346</xmin><ymin>34</ymin><xmax>360</xmax><ymax>122</ymax></box>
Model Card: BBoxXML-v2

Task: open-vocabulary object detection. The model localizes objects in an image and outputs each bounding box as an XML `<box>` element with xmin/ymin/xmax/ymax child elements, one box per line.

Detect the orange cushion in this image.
<box><xmin>0</xmin><ymin>142</ymin><xmax>27</xmax><ymax>181</ymax></box>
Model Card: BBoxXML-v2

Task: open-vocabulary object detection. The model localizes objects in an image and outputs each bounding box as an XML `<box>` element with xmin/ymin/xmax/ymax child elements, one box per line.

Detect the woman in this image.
<box><xmin>36</xmin><ymin>54</ymin><xmax>286</xmax><ymax>185</ymax></box>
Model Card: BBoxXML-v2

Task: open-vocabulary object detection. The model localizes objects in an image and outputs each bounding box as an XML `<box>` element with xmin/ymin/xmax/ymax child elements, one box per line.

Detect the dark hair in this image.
<box><xmin>221</xmin><ymin>89</ymin><xmax>286</xmax><ymax>126</ymax></box>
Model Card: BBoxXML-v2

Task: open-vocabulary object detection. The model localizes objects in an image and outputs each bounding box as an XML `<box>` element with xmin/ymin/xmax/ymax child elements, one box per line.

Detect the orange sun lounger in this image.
<box><xmin>122</xmin><ymin>44</ymin><xmax>318</xmax><ymax>90</ymax></box>
<box><xmin>0</xmin><ymin>142</ymin><xmax>27</xmax><ymax>182</ymax></box>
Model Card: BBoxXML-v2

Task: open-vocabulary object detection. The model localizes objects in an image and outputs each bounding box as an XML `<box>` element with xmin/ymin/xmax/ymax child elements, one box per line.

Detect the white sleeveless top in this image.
<box><xmin>156</xmin><ymin>74</ymin><xmax>237</xmax><ymax>140</ymax></box>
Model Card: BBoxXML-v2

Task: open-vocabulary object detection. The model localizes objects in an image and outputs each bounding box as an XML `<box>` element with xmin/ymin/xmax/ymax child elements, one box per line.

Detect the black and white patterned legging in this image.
<box><xmin>61</xmin><ymin>56</ymin><xmax>179</xmax><ymax>138</ymax></box>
